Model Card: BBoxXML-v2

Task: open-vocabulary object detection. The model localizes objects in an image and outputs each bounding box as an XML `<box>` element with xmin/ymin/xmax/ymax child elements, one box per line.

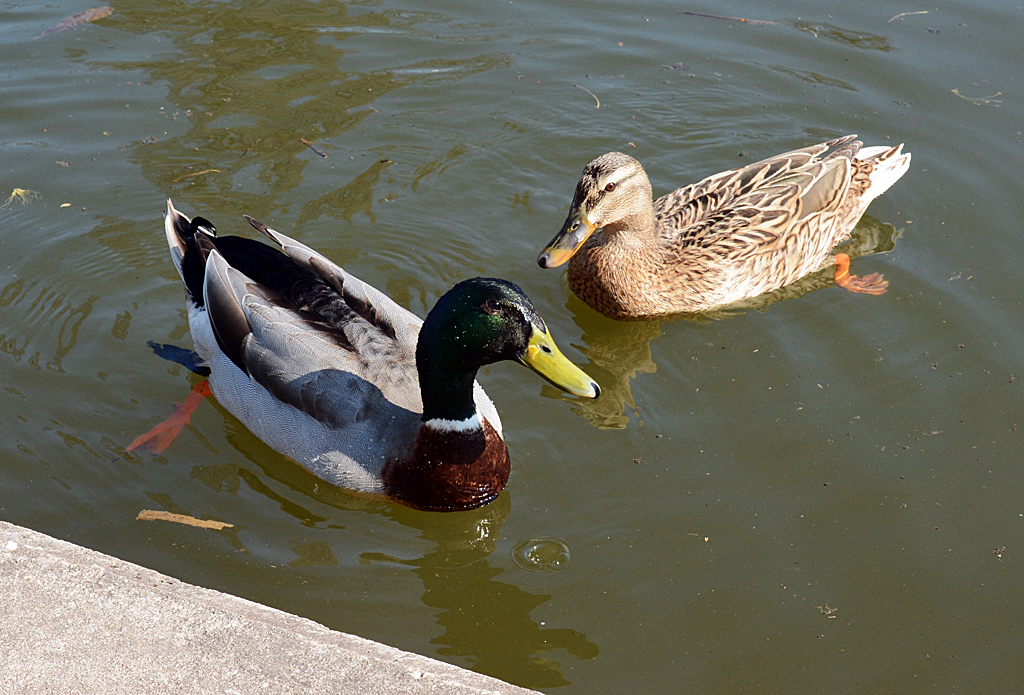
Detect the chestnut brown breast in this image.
<box><xmin>381</xmin><ymin>420</ymin><xmax>511</xmax><ymax>512</ymax></box>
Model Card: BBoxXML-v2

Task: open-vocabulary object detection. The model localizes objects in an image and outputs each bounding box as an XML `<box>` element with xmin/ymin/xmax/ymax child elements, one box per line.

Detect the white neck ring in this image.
<box><xmin>422</xmin><ymin>413</ymin><xmax>483</xmax><ymax>433</ymax></box>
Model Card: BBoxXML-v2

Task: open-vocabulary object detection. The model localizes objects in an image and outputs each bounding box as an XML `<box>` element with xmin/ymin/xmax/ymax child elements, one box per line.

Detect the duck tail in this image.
<box><xmin>164</xmin><ymin>198</ymin><xmax>217</xmax><ymax>305</ymax></box>
<box><xmin>857</xmin><ymin>145</ymin><xmax>912</xmax><ymax>203</ymax></box>
<box><xmin>164</xmin><ymin>198</ymin><xmax>193</xmax><ymax>280</ymax></box>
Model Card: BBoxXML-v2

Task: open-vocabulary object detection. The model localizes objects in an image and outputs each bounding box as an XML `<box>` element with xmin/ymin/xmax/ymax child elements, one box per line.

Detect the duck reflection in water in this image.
<box><xmin>184</xmin><ymin>410</ymin><xmax>599</xmax><ymax>691</ymax></box>
<box><xmin>550</xmin><ymin>216</ymin><xmax>902</xmax><ymax>429</ymax></box>
<box><xmin>364</xmin><ymin>495</ymin><xmax>600</xmax><ymax>689</ymax></box>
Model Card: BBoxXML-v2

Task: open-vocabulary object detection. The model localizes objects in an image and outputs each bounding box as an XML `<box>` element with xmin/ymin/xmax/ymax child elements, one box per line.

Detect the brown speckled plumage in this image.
<box><xmin>541</xmin><ymin>135</ymin><xmax>911</xmax><ymax>319</ymax></box>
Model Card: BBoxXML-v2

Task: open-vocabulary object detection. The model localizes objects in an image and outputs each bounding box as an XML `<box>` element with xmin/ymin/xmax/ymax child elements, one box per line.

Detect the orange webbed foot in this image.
<box><xmin>834</xmin><ymin>252</ymin><xmax>888</xmax><ymax>295</ymax></box>
<box><xmin>128</xmin><ymin>381</ymin><xmax>213</xmax><ymax>454</ymax></box>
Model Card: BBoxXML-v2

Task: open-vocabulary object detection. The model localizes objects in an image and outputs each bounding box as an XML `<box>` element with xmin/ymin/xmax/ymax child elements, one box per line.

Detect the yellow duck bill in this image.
<box><xmin>519</xmin><ymin>325</ymin><xmax>600</xmax><ymax>398</ymax></box>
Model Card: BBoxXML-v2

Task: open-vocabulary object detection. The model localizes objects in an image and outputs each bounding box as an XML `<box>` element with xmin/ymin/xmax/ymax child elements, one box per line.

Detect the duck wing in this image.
<box><xmin>237</xmin><ymin>216</ymin><xmax>502</xmax><ymax>436</ymax></box>
<box><xmin>243</xmin><ymin>215</ymin><xmax>422</xmax><ymax>349</ymax></box>
<box><xmin>654</xmin><ymin>135</ymin><xmax>860</xmax><ymax>258</ymax></box>
<box><xmin>201</xmin><ymin>240</ymin><xmax>423</xmax><ymax>431</ymax></box>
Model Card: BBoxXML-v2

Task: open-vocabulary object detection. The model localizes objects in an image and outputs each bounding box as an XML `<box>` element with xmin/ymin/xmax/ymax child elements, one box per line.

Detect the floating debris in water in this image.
<box><xmin>171</xmin><ymin>168</ymin><xmax>219</xmax><ymax>183</ymax></box>
<box><xmin>681</xmin><ymin>11</ymin><xmax>776</xmax><ymax>26</ymax></box>
<box><xmin>888</xmin><ymin>10</ymin><xmax>929</xmax><ymax>23</ymax></box>
<box><xmin>817</xmin><ymin>603</ymin><xmax>839</xmax><ymax>618</ymax></box>
<box><xmin>952</xmin><ymin>89</ymin><xmax>1002</xmax><ymax>107</ymax></box>
<box><xmin>572</xmin><ymin>83</ymin><xmax>600</xmax><ymax>108</ymax></box>
<box><xmin>300</xmin><ymin>138</ymin><xmax>328</xmax><ymax>158</ymax></box>
<box><xmin>236</xmin><ymin>139</ymin><xmax>260</xmax><ymax>161</ymax></box>
<box><xmin>137</xmin><ymin>509</ymin><xmax>233</xmax><ymax>530</ymax></box>
<box><xmin>40</xmin><ymin>6</ymin><xmax>113</xmax><ymax>37</ymax></box>
<box><xmin>1</xmin><ymin>188</ymin><xmax>41</xmax><ymax>209</ymax></box>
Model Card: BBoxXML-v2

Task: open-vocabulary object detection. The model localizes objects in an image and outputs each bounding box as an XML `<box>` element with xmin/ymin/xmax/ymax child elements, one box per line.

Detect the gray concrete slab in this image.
<box><xmin>0</xmin><ymin>521</ymin><xmax>539</xmax><ymax>695</ymax></box>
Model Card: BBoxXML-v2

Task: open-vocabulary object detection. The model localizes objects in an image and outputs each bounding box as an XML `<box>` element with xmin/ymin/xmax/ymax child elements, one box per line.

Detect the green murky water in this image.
<box><xmin>3</xmin><ymin>0</ymin><xmax>1023</xmax><ymax>691</ymax></box>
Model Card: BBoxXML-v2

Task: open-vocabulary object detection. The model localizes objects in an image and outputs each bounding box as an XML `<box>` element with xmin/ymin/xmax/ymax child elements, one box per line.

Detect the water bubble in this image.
<box><xmin>511</xmin><ymin>537</ymin><xmax>571</xmax><ymax>572</ymax></box>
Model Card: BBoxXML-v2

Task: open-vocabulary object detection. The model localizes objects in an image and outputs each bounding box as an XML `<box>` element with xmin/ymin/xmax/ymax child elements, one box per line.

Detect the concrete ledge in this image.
<box><xmin>0</xmin><ymin>521</ymin><xmax>539</xmax><ymax>695</ymax></box>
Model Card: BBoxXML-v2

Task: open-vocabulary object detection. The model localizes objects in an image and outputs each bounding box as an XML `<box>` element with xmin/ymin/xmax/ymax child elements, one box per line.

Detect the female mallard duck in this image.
<box><xmin>132</xmin><ymin>200</ymin><xmax>599</xmax><ymax>512</ymax></box>
<box><xmin>537</xmin><ymin>135</ymin><xmax>911</xmax><ymax>319</ymax></box>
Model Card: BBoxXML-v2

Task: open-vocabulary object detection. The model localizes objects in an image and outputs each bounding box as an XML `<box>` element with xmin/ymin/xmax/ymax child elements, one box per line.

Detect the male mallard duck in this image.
<box><xmin>131</xmin><ymin>201</ymin><xmax>599</xmax><ymax>512</ymax></box>
<box><xmin>537</xmin><ymin>135</ymin><xmax>911</xmax><ymax>319</ymax></box>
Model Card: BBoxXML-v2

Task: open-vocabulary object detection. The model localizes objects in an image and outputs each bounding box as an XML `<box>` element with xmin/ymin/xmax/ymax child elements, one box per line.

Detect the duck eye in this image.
<box><xmin>604</xmin><ymin>182</ymin><xmax>616</xmax><ymax>192</ymax></box>
<box><xmin>482</xmin><ymin>299</ymin><xmax>502</xmax><ymax>315</ymax></box>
